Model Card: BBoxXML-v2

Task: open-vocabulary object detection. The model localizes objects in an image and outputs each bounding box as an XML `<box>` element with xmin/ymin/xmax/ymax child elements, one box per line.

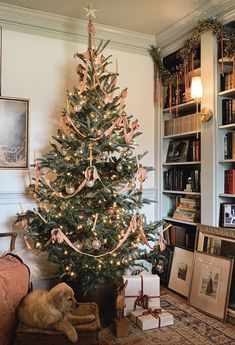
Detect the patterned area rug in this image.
<box><xmin>99</xmin><ymin>294</ymin><xmax>235</xmax><ymax>345</ymax></box>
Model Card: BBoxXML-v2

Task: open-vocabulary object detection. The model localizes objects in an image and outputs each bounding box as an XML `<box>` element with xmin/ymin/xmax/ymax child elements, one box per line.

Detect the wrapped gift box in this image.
<box><xmin>123</xmin><ymin>274</ymin><xmax>160</xmax><ymax>316</ymax></box>
<box><xmin>130</xmin><ymin>308</ymin><xmax>174</xmax><ymax>331</ymax></box>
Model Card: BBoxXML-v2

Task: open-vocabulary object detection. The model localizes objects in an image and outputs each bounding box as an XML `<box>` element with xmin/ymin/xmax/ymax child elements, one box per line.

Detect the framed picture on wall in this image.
<box><xmin>168</xmin><ymin>246</ymin><xmax>194</xmax><ymax>297</ymax></box>
<box><xmin>189</xmin><ymin>251</ymin><xmax>234</xmax><ymax>320</ymax></box>
<box><xmin>0</xmin><ymin>97</ymin><xmax>29</xmax><ymax>169</ymax></box>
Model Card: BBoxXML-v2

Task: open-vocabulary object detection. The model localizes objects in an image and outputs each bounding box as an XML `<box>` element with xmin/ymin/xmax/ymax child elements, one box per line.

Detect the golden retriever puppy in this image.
<box><xmin>18</xmin><ymin>282</ymin><xmax>95</xmax><ymax>343</ymax></box>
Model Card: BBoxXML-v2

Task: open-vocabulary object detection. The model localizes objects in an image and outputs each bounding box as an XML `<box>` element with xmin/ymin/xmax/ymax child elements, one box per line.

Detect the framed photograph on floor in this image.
<box><xmin>152</xmin><ymin>247</ymin><xmax>173</xmax><ymax>286</ymax></box>
<box><xmin>168</xmin><ymin>246</ymin><xmax>194</xmax><ymax>297</ymax></box>
<box><xmin>0</xmin><ymin>97</ymin><xmax>29</xmax><ymax>169</ymax></box>
<box><xmin>166</xmin><ymin>139</ymin><xmax>189</xmax><ymax>163</ymax></box>
<box><xmin>189</xmin><ymin>251</ymin><xmax>234</xmax><ymax>320</ymax></box>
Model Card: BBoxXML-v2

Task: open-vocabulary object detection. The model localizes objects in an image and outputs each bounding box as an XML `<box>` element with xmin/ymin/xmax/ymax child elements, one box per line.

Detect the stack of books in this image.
<box><xmin>173</xmin><ymin>196</ymin><xmax>200</xmax><ymax>223</ymax></box>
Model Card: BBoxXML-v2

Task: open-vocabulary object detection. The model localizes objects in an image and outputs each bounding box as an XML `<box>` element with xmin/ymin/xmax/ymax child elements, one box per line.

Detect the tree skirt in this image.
<box><xmin>99</xmin><ymin>294</ymin><xmax>235</xmax><ymax>345</ymax></box>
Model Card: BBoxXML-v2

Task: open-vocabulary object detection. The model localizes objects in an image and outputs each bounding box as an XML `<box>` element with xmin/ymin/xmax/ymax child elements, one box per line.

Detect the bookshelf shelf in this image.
<box><xmin>219</xmin><ymin>123</ymin><xmax>235</xmax><ymax>130</ymax></box>
<box><xmin>163</xmin><ymin>161</ymin><xmax>201</xmax><ymax>166</ymax></box>
<box><xmin>163</xmin><ymin>190</ymin><xmax>201</xmax><ymax>196</ymax></box>
<box><xmin>218</xmin><ymin>57</ymin><xmax>233</xmax><ymax>64</ymax></box>
<box><xmin>218</xmin><ymin>193</ymin><xmax>235</xmax><ymax>198</ymax></box>
<box><xmin>218</xmin><ymin>88</ymin><xmax>235</xmax><ymax>98</ymax></box>
<box><xmin>163</xmin><ymin>130</ymin><xmax>201</xmax><ymax>139</ymax></box>
<box><xmin>219</xmin><ymin>159</ymin><xmax>235</xmax><ymax>163</ymax></box>
<box><xmin>163</xmin><ymin>100</ymin><xmax>197</xmax><ymax>113</ymax></box>
<box><xmin>163</xmin><ymin>216</ymin><xmax>198</xmax><ymax>226</ymax></box>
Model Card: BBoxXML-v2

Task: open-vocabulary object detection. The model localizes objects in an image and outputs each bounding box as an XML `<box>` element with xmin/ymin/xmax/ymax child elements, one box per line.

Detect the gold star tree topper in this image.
<box><xmin>83</xmin><ymin>4</ymin><xmax>98</xmax><ymax>20</ymax></box>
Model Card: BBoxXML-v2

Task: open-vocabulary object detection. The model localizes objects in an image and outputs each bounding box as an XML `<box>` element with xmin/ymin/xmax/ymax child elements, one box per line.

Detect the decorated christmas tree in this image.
<box><xmin>16</xmin><ymin>7</ymin><xmax>165</xmax><ymax>292</ymax></box>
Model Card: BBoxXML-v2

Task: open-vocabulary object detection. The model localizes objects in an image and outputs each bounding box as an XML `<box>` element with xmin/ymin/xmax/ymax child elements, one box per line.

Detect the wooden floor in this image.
<box><xmin>160</xmin><ymin>286</ymin><xmax>235</xmax><ymax>327</ymax></box>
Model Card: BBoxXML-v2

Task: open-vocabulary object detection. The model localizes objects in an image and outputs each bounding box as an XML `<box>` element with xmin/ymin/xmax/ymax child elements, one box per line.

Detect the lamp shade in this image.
<box><xmin>191</xmin><ymin>76</ymin><xmax>203</xmax><ymax>99</ymax></box>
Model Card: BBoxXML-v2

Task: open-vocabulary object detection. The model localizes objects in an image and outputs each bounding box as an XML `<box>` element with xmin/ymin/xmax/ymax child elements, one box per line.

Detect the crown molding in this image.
<box><xmin>157</xmin><ymin>0</ymin><xmax>235</xmax><ymax>57</ymax></box>
<box><xmin>0</xmin><ymin>2</ymin><xmax>155</xmax><ymax>55</ymax></box>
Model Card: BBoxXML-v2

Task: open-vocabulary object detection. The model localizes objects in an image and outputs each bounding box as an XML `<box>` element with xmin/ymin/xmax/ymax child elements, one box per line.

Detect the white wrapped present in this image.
<box><xmin>130</xmin><ymin>308</ymin><xmax>174</xmax><ymax>331</ymax></box>
<box><xmin>123</xmin><ymin>273</ymin><xmax>160</xmax><ymax>316</ymax></box>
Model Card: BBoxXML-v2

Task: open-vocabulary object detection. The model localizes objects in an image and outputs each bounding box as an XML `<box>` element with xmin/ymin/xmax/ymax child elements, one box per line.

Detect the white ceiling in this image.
<box><xmin>0</xmin><ymin>0</ymin><xmax>230</xmax><ymax>36</ymax></box>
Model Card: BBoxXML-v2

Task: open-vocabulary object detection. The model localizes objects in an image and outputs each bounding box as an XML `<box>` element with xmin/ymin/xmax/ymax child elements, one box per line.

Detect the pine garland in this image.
<box><xmin>149</xmin><ymin>18</ymin><xmax>235</xmax><ymax>85</ymax></box>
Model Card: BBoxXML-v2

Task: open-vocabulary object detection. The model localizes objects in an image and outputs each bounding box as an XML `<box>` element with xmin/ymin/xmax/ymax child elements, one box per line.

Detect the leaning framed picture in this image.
<box><xmin>166</xmin><ymin>139</ymin><xmax>189</xmax><ymax>163</ymax></box>
<box><xmin>168</xmin><ymin>246</ymin><xmax>194</xmax><ymax>297</ymax></box>
<box><xmin>0</xmin><ymin>96</ymin><xmax>29</xmax><ymax>169</ymax></box>
<box><xmin>189</xmin><ymin>251</ymin><xmax>234</xmax><ymax>320</ymax></box>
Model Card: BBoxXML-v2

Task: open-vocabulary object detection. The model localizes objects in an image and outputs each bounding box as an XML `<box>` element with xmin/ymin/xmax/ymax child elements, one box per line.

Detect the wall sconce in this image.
<box><xmin>191</xmin><ymin>76</ymin><xmax>213</xmax><ymax>122</ymax></box>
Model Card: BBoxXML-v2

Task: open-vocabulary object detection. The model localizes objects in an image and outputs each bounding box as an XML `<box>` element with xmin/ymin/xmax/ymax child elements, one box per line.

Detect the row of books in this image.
<box><xmin>221</xmin><ymin>71</ymin><xmax>235</xmax><ymax>91</ymax></box>
<box><xmin>224</xmin><ymin>169</ymin><xmax>235</xmax><ymax>194</ymax></box>
<box><xmin>164</xmin><ymin>113</ymin><xmax>201</xmax><ymax>136</ymax></box>
<box><xmin>172</xmin><ymin>195</ymin><xmax>201</xmax><ymax>223</ymax></box>
<box><xmin>188</xmin><ymin>139</ymin><xmax>200</xmax><ymax>161</ymax></box>
<box><xmin>164</xmin><ymin>225</ymin><xmax>196</xmax><ymax>250</ymax></box>
<box><xmin>163</xmin><ymin>168</ymin><xmax>200</xmax><ymax>192</ymax></box>
<box><xmin>222</xmin><ymin>99</ymin><xmax>235</xmax><ymax>125</ymax></box>
<box><xmin>224</xmin><ymin>132</ymin><xmax>235</xmax><ymax>159</ymax></box>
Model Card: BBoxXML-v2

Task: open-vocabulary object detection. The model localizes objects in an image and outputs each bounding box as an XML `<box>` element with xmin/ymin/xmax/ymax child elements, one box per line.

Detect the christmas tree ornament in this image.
<box><xmin>61</xmin><ymin>148</ymin><xmax>67</xmax><ymax>156</ymax></box>
<box><xmin>99</xmin><ymin>153</ymin><xmax>108</xmax><ymax>162</ymax></box>
<box><xmin>74</xmin><ymin>105</ymin><xmax>82</xmax><ymax>112</ymax></box>
<box><xmin>66</xmin><ymin>185</ymin><xmax>75</xmax><ymax>194</ymax></box>
<box><xmin>86</xmin><ymin>179</ymin><xmax>95</xmax><ymax>188</ymax></box>
<box><xmin>60</xmin><ymin>202</ymin><xmax>67</xmax><ymax>211</ymax></box>
<box><xmin>128</xmin><ymin>180</ymin><xmax>136</xmax><ymax>189</ymax></box>
<box><xmin>126</xmin><ymin>148</ymin><xmax>133</xmax><ymax>156</ymax></box>
<box><xmin>92</xmin><ymin>239</ymin><xmax>102</xmax><ymax>250</ymax></box>
<box><xmin>121</xmin><ymin>257</ymin><xmax>129</xmax><ymax>265</ymax></box>
<box><xmin>74</xmin><ymin>241</ymin><xmax>83</xmax><ymax>250</ymax></box>
<box><xmin>76</xmin><ymin>148</ymin><xmax>84</xmax><ymax>156</ymax></box>
<box><xmin>116</xmin><ymin>163</ymin><xmax>123</xmax><ymax>172</ymax></box>
<box><xmin>84</xmin><ymin>239</ymin><xmax>92</xmax><ymax>249</ymax></box>
<box><xmin>87</xmin><ymin>218</ymin><xmax>93</xmax><ymax>226</ymax></box>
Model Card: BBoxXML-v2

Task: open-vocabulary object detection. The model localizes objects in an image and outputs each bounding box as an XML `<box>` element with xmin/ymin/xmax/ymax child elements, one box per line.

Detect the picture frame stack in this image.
<box><xmin>167</xmin><ymin>224</ymin><xmax>235</xmax><ymax>321</ymax></box>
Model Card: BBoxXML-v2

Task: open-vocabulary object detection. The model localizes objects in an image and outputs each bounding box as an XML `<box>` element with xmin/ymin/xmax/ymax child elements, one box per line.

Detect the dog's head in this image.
<box><xmin>47</xmin><ymin>283</ymin><xmax>79</xmax><ymax>313</ymax></box>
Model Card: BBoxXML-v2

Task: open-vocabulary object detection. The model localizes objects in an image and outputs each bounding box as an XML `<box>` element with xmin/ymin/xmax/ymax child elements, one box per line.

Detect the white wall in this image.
<box><xmin>0</xmin><ymin>28</ymin><xmax>157</xmax><ymax>252</ymax></box>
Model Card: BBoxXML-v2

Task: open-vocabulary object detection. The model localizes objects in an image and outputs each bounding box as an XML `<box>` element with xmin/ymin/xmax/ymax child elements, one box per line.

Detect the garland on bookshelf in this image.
<box><xmin>149</xmin><ymin>18</ymin><xmax>235</xmax><ymax>105</ymax></box>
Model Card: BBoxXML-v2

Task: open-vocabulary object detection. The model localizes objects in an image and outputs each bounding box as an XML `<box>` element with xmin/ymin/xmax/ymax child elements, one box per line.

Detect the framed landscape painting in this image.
<box><xmin>0</xmin><ymin>97</ymin><xmax>29</xmax><ymax>169</ymax></box>
<box><xmin>168</xmin><ymin>246</ymin><xmax>194</xmax><ymax>297</ymax></box>
<box><xmin>189</xmin><ymin>251</ymin><xmax>233</xmax><ymax>320</ymax></box>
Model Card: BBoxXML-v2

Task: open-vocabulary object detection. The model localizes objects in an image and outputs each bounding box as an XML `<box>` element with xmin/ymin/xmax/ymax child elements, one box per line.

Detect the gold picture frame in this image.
<box><xmin>168</xmin><ymin>246</ymin><xmax>194</xmax><ymax>297</ymax></box>
<box><xmin>189</xmin><ymin>251</ymin><xmax>233</xmax><ymax>320</ymax></box>
<box><xmin>0</xmin><ymin>96</ymin><xmax>29</xmax><ymax>169</ymax></box>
